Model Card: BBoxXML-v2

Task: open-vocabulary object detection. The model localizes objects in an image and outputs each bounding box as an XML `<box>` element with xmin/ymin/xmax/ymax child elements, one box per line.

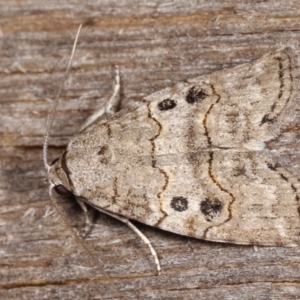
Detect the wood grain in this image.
<box><xmin>1</xmin><ymin>1</ymin><xmax>300</xmax><ymax>299</ymax></box>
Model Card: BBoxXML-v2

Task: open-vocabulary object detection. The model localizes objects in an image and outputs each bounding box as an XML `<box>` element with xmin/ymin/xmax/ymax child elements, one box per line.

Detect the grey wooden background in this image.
<box><xmin>1</xmin><ymin>1</ymin><xmax>300</xmax><ymax>299</ymax></box>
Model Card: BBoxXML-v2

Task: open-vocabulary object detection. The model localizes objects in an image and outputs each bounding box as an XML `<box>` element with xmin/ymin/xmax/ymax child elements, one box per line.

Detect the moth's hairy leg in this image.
<box><xmin>106</xmin><ymin>65</ymin><xmax>121</xmax><ymax>114</ymax></box>
<box><xmin>123</xmin><ymin>217</ymin><xmax>161</xmax><ymax>275</ymax></box>
<box><xmin>76</xmin><ymin>196</ymin><xmax>92</xmax><ymax>236</ymax></box>
<box><xmin>90</xmin><ymin>204</ymin><xmax>161</xmax><ymax>275</ymax></box>
<box><xmin>79</xmin><ymin>66</ymin><xmax>121</xmax><ymax>132</ymax></box>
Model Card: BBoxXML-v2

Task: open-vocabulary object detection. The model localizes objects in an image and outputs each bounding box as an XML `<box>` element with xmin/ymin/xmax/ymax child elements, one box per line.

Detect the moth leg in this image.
<box><xmin>105</xmin><ymin>65</ymin><xmax>121</xmax><ymax>114</ymax></box>
<box><xmin>121</xmin><ymin>217</ymin><xmax>161</xmax><ymax>275</ymax></box>
<box><xmin>76</xmin><ymin>197</ymin><xmax>92</xmax><ymax>236</ymax></box>
<box><xmin>91</xmin><ymin>205</ymin><xmax>161</xmax><ymax>275</ymax></box>
<box><xmin>79</xmin><ymin>66</ymin><xmax>121</xmax><ymax>131</ymax></box>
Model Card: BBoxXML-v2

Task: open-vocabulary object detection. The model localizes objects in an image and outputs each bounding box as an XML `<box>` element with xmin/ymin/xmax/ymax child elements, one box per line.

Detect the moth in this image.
<box><xmin>44</xmin><ymin>27</ymin><xmax>300</xmax><ymax>274</ymax></box>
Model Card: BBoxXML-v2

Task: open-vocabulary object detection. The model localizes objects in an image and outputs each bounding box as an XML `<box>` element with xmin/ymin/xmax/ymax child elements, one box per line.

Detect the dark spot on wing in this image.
<box><xmin>158</xmin><ymin>99</ymin><xmax>177</xmax><ymax>111</ymax></box>
<box><xmin>170</xmin><ymin>196</ymin><xmax>188</xmax><ymax>212</ymax></box>
<box><xmin>200</xmin><ymin>198</ymin><xmax>223</xmax><ymax>222</ymax></box>
<box><xmin>186</xmin><ymin>86</ymin><xmax>208</xmax><ymax>104</ymax></box>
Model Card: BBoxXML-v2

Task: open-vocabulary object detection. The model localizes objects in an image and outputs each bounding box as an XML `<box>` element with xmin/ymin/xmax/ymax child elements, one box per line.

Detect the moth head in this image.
<box><xmin>47</xmin><ymin>157</ymin><xmax>73</xmax><ymax>198</ymax></box>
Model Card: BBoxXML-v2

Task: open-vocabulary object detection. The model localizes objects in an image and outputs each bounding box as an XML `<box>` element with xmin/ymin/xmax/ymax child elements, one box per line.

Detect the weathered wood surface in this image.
<box><xmin>1</xmin><ymin>1</ymin><xmax>300</xmax><ymax>299</ymax></box>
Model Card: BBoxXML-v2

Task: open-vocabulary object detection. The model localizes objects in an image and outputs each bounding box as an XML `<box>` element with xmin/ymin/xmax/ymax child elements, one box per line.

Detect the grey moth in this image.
<box><xmin>44</xmin><ymin>27</ymin><xmax>300</xmax><ymax>274</ymax></box>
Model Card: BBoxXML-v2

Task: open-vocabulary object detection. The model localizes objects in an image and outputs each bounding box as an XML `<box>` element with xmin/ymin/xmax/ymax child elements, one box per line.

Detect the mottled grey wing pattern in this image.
<box><xmin>63</xmin><ymin>49</ymin><xmax>300</xmax><ymax>246</ymax></box>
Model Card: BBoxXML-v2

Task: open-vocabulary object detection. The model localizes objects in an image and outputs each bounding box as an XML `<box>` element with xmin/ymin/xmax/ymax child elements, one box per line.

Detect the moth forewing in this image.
<box><xmin>45</xmin><ymin>34</ymin><xmax>300</xmax><ymax>276</ymax></box>
<box><xmin>60</xmin><ymin>48</ymin><xmax>300</xmax><ymax>247</ymax></box>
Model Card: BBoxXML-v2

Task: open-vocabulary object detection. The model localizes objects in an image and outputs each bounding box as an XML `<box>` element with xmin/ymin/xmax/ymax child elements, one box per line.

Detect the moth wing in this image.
<box><xmin>146</xmin><ymin>49</ymin><xmax>300</xmax><ymax>246</ymax></box>
<box><xmin>64</xmin><ymin>49</ymin><xmax>300</xmax><ymax>246</ymax></box>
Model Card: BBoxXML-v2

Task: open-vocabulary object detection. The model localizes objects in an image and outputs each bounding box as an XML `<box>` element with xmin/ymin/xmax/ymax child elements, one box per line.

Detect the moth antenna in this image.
<box><xmin>43</xmin><ymin>24</ymin><xmax>82</xmax><ymax>169</ymax></box>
